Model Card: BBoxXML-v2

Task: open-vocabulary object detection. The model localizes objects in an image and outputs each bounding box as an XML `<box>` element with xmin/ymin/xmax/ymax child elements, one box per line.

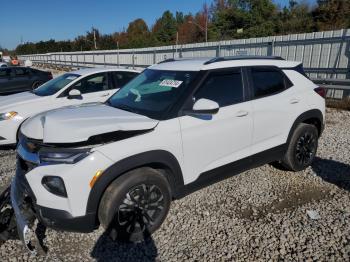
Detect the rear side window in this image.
<box><xmin>14</xmin><ymin>68</ymin><xmax>30</xmax><ymax>76</ymax></box>
<box><xmin>194</xmin><ymin>70</ymin><xmax>244</xmax><ymax>107</ymax></box>
<box><xmin>112</xmin><ymin>72</ymin><xmax>138</xmax><ymax>89</ymax></box>
<box><xmin>251</xmin><ymin>68</ymin><xmax>289</xmax><ymax>98</ymax></box>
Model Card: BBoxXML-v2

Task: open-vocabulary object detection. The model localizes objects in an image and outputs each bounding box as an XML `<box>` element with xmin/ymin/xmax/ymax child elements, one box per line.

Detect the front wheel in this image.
<box><xmin>98</xmin><ymin>167</ymin><xmax>171</xmax><ymax>242</ymax></box>
<box><xmin>281</xmin><ymin>123</ymin><xmax>319</xmax><ymax>171</ymax></box>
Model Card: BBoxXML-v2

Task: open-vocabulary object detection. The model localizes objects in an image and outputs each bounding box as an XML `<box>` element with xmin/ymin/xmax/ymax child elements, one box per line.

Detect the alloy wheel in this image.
<box><xmin>295</xmin><ymin>132</ymin><xmax>317</xmax><ymax>165</ymax></box>
<box><xmin>117</xmin><ymin>184</ymin><xmax>165</xmax><ymax>234</ymax></box>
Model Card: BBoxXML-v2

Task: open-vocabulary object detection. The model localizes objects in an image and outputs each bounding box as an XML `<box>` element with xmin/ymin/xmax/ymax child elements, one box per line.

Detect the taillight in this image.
<box><xmin>314</xmin><ymin>87</ymin><xmax>326</xmax><ymax>98</ymax></box>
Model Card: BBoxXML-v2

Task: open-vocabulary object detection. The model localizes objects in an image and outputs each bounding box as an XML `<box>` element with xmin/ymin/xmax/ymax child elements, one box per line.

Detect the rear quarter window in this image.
<box><xmin>251</xmin><ymin>67</ymin><xmax>292</xmax><ymax>99</ymax></box>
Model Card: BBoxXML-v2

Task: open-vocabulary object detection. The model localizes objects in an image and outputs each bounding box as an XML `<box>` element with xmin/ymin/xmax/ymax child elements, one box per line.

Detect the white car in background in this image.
<box><xmin>0</xmin><ymin>67</ymin><xmax>140</xmax><ymax>146</ymax></box>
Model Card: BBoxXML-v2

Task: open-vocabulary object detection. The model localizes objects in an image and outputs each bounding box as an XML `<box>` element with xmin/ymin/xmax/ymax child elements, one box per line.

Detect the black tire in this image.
<box><xmin>281</xmin><ymin>123</ymin><xmax>319</xmax><ymax>171</ymax></box>
<box><xmin>32</xmin><ymin>81</ymin><xmax>43</xmax><ymax>89</ymax></box>
<box><xmin>98</xmin><ymin>167</ymin><xmax>171</xmax><ymax>242</ymax></box>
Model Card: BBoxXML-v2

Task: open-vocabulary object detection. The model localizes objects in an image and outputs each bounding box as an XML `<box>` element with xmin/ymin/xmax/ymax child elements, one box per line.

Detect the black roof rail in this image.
<box><xmin>204</xmin><ymin>56</ymin><xmax>285</xmax><ymax>65</ymax></box>
<box><xmin>158</xmin><ymin>58</ymin><xmax>176</xmax><ymax>64</ymax></box>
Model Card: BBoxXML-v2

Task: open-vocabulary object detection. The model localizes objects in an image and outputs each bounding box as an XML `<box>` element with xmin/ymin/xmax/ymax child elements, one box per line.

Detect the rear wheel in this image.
<box><xmin>32</xmin><ymin>81</ymin><xmax>43</xmax><ymax>89</ymax></box>
<box><xmin>281</xmin><ymin>123</ymin><xmax>318</xmax><ymax>171</ymax></box>
<box><xmin>98</xmin><ymin>167</ymin><xmax>171</xmax><ymax>242</ymax></box>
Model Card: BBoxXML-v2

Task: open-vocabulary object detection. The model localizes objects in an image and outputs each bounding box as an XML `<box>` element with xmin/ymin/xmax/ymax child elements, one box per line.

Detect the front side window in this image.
<box><xmin>108</xmin><ymin>69</ymin><xmax>198</xmax><ymax>119</ymax></box>
<box><xmin>0</xmin><ymin>69</ymin><xmax>9</xmax><ymax>78</ymax></box>
<box><xmin>33</xmin><ymin>73</ymin><xmax>80</xmax><ymax>96</ymax></box>
<box><xmin>69</xmin><ymin>73</ymin><xmax>109</xmax><ymax>94</ymax></box>
<box><xmin>194</xmin><ymin>70</ymin><xmax>244</xmax><ymax>107</ymax></box>
<box><xmin>251</xmin><ymin>68</ymin><xmax>288</xmax><ymax>98</ymax></box>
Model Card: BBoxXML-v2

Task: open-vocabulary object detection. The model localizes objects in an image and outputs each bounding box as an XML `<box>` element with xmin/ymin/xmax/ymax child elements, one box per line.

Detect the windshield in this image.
<box><xmin>107</xmin><ymin>69</ymin><xmax>198</xmax><ymax>119</ymax></box>
<box><xmin>33</xmin><ymin>73</ymin><xmax>80</xmax><ymax>96</ymax></box>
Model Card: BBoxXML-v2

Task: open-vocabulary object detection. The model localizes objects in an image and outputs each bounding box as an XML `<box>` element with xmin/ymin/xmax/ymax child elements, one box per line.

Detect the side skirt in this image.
<box><xmin>175</xmin><ymin>144</ymin><xmax>287</xmax><ymax>199</ymax></box>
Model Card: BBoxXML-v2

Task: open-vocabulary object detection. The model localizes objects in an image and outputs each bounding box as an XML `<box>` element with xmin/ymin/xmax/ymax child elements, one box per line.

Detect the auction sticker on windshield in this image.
<box><xmin>159</xmin><ymin>79</ymin><xmax>183</xmax><ymax>88</ymax></box>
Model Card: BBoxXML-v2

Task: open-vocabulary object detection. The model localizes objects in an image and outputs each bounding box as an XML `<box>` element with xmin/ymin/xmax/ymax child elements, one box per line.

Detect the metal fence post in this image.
<box><xmin>153</xmin><ymin>50</ymin><xmax>156</xmax><ymax>64</ymax></box>
<box><xmin>216</xmin><ymin>42</ymin><xmax>221</xmax><ymax>57</ymax></box>
<box><xmin>117</xmin><ymin>50</ymin><xmax>120</xmax><ymax>67</ymax></box>
<box><xmin>132</xmin><ymin>51</ymin><xmax>135</xmax><ymax>69</ymax></box>
<box><xmin>267</xmin><ymin>41</ymin><xmax>274</xmax><ymax>56</ymax></box>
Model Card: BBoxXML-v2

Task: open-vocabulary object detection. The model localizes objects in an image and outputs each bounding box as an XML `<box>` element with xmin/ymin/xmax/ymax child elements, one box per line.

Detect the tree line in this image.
<box><xmin>14</xmin><ymin>0</ymin><xmax>350</xmax><ymax>55</ymax></box>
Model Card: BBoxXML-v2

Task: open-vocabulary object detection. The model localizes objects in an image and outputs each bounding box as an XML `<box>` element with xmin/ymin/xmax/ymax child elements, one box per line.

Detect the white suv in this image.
<box><xmin>8</xmin><ymin>56</ymin><xmax>325</xmax><ymax>253</ymax></box>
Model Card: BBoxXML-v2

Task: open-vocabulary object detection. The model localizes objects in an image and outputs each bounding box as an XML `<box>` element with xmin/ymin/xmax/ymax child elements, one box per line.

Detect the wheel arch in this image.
<box><xmin>287</xmin><ymin>109</ymin><xmax>324</xmax><ymax>145</ymax></box>
<box><xmin>86</xmin><ymin>150</ymin><xmax>184</xmax><ymax>221</ymax></box>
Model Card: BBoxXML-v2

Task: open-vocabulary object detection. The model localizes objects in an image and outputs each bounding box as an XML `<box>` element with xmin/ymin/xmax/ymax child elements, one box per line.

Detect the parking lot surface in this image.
<box><xmin>0</xmin><ymin>108</ymin><xmax>349</xmax><ymax>261</ymax></box>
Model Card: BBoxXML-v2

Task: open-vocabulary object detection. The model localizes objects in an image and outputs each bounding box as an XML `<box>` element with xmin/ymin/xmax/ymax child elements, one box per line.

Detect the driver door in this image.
<box><xmin>179</xmin><ymin>68</ymin><xmax>253</xmax><ymax>184</ymax></box>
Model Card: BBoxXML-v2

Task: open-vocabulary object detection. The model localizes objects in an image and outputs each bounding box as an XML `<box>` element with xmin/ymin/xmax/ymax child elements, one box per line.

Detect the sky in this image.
<box><xmin>0</xmin><ymin>0</ymin><xmax>316</xmax><ymax>49</ymax></box>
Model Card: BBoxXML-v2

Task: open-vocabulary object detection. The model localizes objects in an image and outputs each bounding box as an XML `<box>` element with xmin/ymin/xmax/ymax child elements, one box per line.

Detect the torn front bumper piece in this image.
<box><xmin>10</xmin><ymin>179</ymin><xmax>46</xmax><ymax>255</ymax></box>
<box><xmin>0</xmin><ymin>186</ymin><xmax>18</xmax><ymax>244</ymax></box>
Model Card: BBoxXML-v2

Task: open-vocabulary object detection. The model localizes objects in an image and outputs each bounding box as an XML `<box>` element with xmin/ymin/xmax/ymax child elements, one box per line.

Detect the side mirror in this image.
<box><xmin>68</xmin><ymin>89</ymin><xmax>82</xmax><ymax>99</ymax></box>
<box><xmin>187</xmin><ymin>98</ymin><xmax>220</xmax><ymax>115</ymax></box>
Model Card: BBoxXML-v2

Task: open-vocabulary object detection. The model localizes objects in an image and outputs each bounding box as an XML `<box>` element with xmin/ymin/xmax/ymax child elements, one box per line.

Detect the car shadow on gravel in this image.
<box><xmin>312</xmin><ymin>157</ymin><xmax>350</xmax><ymax>191</ymax></box>
<box><xmin>90</xmin><ymin>232</ymin><xmax>158</xmax><ymax>262</ymax></box>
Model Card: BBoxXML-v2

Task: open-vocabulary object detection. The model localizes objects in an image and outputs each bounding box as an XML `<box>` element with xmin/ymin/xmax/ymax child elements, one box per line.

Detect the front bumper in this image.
<box><xmin>12</xmin><ymin>158</ymin><xmax>98</xmax><ymax>235</ymax></box>
<box><xmin>11</xmin><ymin>172</ymin><xmax>40</xmax><ymax>254</ymax></box>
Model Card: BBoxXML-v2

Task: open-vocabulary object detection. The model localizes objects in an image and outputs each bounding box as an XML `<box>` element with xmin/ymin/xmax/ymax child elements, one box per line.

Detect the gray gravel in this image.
<box><xmin>0</xmin><ymin>108</ymin><xmax>349</xmax><ymax>261</ymax></box>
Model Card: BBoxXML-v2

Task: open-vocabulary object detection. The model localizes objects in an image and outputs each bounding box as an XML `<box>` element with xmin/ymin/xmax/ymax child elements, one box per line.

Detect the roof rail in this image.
<box><xmin>158</xmin><ymin>58</ymin><xmax>176</xmax><ymax>64</ymax></box>
<box><xmin>204</xmin><ymin>56</ymin><xmax>285</xmax><ymax>65</ymax></box>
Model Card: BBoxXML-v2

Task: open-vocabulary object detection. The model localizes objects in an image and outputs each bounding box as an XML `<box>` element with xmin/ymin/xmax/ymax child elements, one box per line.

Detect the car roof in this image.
<box><xmin>149</xmin><ymin>56</ymin><xmax>301</xmax><ymax>71</ymax></box>
<box><xmin>70</xmin><ymin>67</ymin><xmax>141</xmax><ymax>76</ymax></box>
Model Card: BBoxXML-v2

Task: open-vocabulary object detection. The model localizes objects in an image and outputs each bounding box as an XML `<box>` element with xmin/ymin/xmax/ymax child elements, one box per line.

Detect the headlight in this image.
<box><xmin>0</xmin><ymin>111</ymin><xmax>18</xmax><ymax>121</ymax></box>
<box><xmin>39</xmin><ymin>148</ymin><xmax>90</xmax><ymax>164</ymax></box>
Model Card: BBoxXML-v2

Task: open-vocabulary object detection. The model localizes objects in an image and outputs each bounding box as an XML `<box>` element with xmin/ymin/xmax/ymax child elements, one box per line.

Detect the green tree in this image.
<box><xmin>313</xmin><ymin>0</ymin><xmax>350</xmax><ymax>30</ymax></box>
<box><xmin>276</xmin><ymin>1</ymin><xmax>314</xmax><ymax>34</ymax></box>
<box><xmin>153</xmin><ymin>11</ymin><xmax>177</xmax><ymax>45</ymax></box>
<box><xmin>126</xmin><ymin>18</ymin><xmax>153</xmax><ymax>48</ymax></box>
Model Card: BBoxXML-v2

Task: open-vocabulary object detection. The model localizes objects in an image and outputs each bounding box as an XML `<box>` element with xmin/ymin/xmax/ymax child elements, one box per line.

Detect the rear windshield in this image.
<box><xmin>33</xmin><ymin>73</ymin><xmax>80</xmax><ymax>96</ymax></box>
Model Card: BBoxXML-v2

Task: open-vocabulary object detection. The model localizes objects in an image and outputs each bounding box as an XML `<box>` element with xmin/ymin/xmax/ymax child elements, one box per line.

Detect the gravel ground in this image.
<box><xmin>0</xmin><ymin>108</ymin><xmax>349</xmax><ymax>261</ymax></box>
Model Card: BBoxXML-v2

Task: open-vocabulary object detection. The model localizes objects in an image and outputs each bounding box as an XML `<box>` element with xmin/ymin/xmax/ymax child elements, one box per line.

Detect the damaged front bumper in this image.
<box><xmin>10</xmin><ymin>169</ymin><xmax>46</xmax><ymax>255</ymax></box>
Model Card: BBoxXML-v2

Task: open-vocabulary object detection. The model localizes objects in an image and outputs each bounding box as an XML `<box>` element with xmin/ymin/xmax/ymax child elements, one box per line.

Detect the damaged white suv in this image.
<box><xmin>8</xmin><ymin>56</ymin><xmax>325</xmax><ymax>253</ymax></box>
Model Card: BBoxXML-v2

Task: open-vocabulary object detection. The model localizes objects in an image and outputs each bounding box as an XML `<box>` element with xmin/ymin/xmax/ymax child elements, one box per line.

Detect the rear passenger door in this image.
<box><xmin>179</xmin><ymin>68</ymin><xmax>253</xmax><ymax>184</ymax></box>
<box><xmin>248</xmin><ymin>66</ymin><xmax>302</xmax><ymax>155</ymax></box>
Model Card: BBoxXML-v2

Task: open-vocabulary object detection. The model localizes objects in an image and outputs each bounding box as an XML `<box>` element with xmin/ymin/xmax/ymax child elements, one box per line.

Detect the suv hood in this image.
<box><xmin>21</xmin><ymin>103</ymin><xmax>159</xmax><ymax>143</ymax></box>
<box><xmin>0</xmin><ymin>92</ymin><xmax>43</xmax><ymax>112</ymax></box>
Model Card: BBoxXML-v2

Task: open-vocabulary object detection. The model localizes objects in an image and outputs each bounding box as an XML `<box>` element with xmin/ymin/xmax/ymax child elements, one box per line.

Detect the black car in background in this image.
<box><xmin>0</xmin><ymin>67</ymin><xmax>53</xmax><ymax>96</ymax></box>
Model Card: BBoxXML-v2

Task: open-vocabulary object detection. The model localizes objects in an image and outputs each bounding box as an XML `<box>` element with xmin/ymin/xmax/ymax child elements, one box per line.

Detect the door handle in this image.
<box><xmin>290</xmin><ymin>98</ymin><xmax>300</xmax><ymax>104</ymax></box>
<box><xmin>235</xmin><ymin>110</ymin><xmax>249</xmax><ymax>117</ymax></box>
<box><xmin>100</xmin><ymin>93</ymin><xmax>110</xmax><ymax>97</ymax></box>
